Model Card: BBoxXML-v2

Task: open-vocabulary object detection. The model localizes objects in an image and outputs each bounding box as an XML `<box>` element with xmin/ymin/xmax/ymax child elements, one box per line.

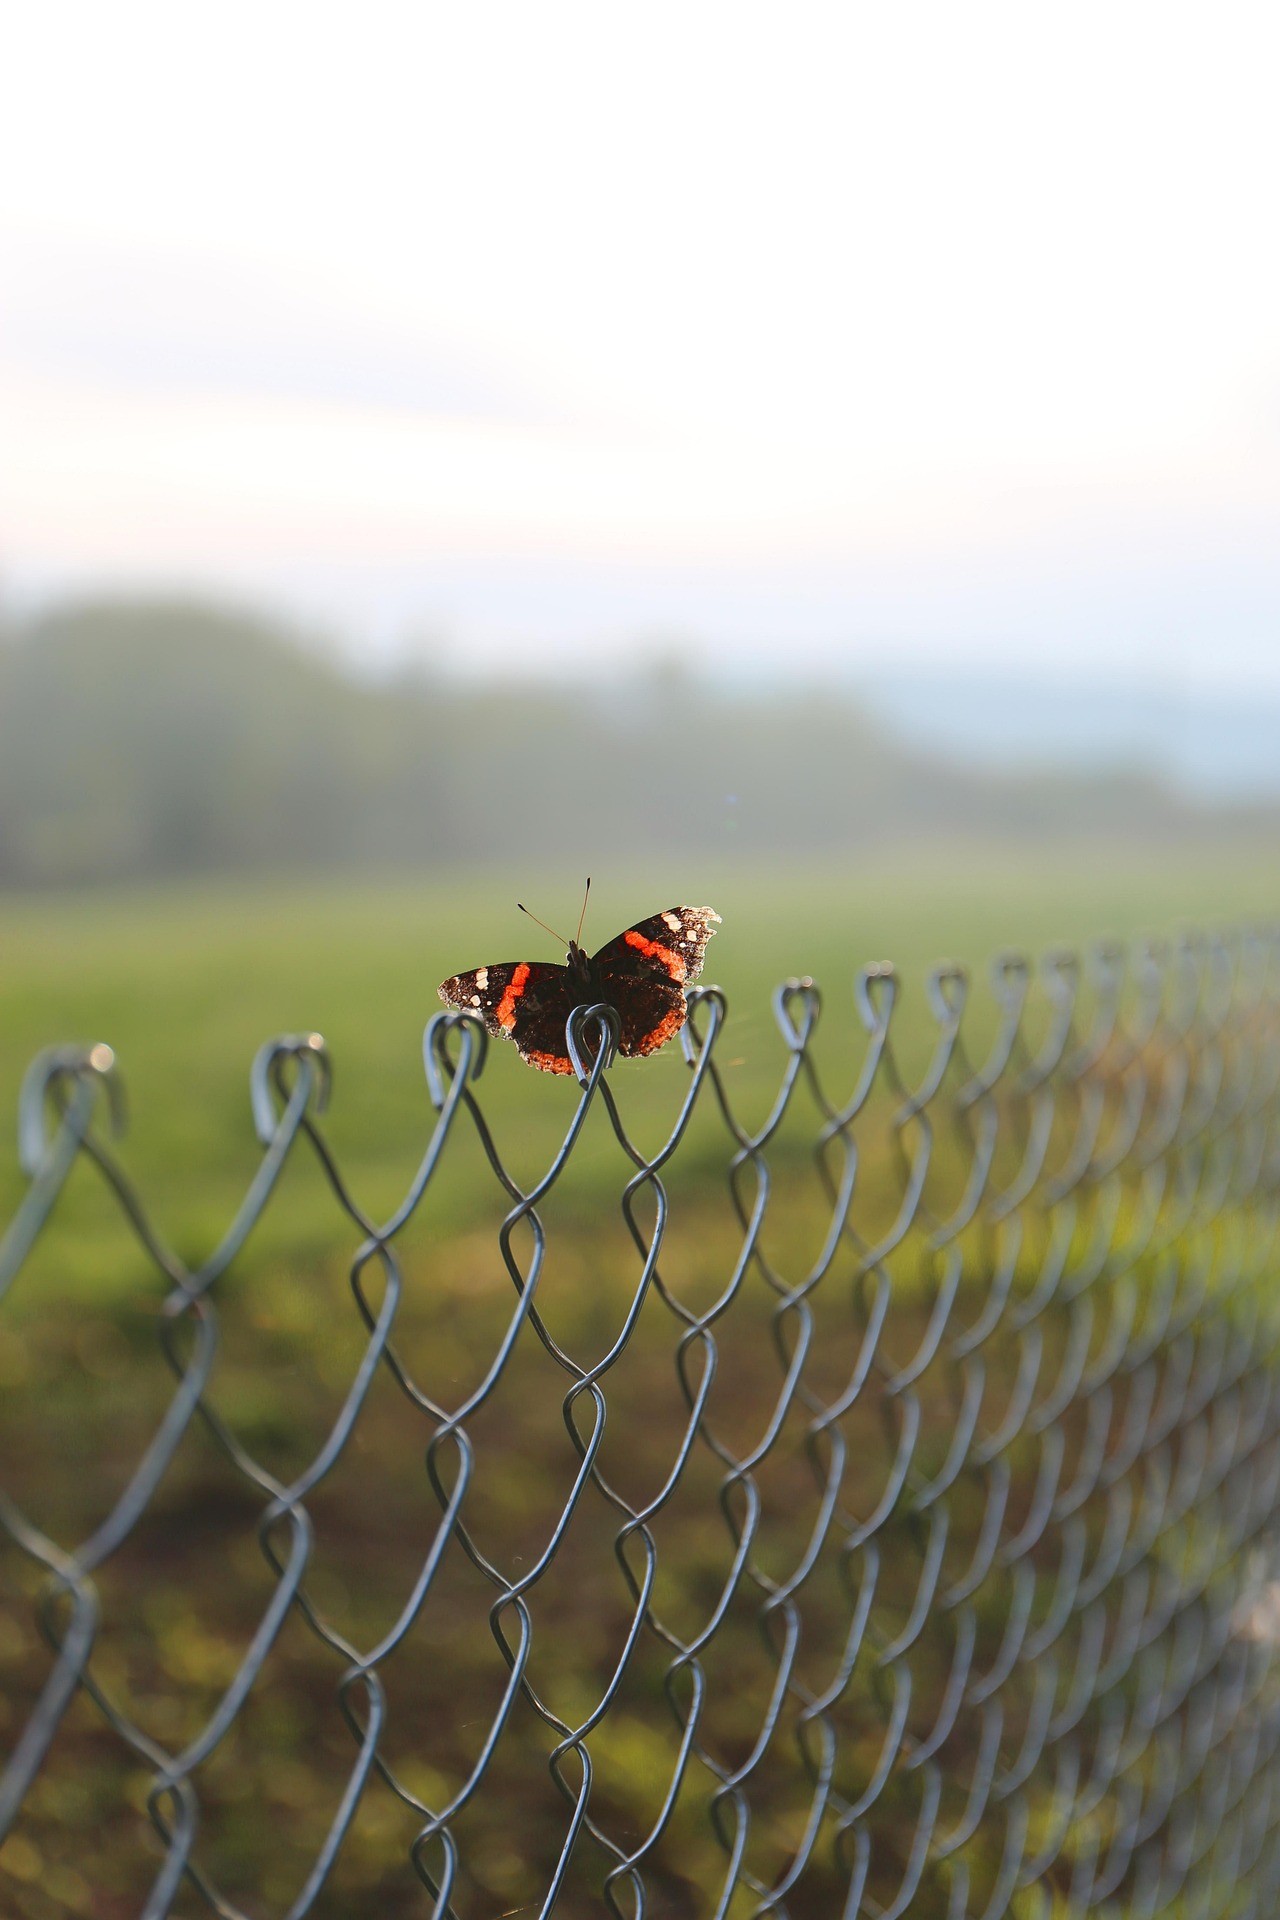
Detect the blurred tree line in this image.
<box><xmin>0</xmin><ymin>598</ymin><xmax>1267</xmax><ymax>889</ymax></box>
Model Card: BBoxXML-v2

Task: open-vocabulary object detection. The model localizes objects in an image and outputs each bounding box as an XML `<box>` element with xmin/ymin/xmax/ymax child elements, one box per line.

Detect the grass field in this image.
<box><xmin>2</xmin><ymin>840</ymin><xmax>1276</xmax><ymax>1248</ymax></box>
<box><xmin>1</xmin><ymin>841</ymin><xmax>1277</xmax><ymax>1915</ymax></box>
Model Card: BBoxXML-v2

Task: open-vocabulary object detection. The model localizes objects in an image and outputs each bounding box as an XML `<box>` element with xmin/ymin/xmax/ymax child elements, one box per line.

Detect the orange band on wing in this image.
<box><xmin>521</xmin><ymin>1047</ymin><xmax>575</xmax><ymax>1074</ymax></box>
<box><xmin>626</xmin><ymin>1002</ymin><xmax>687</xmax><ymax>1056</ymax></box>
<box><xmin>623</xmin><ymin>930</ymin><xmax>686</xmax><ymax>979</ymax></box>
<box><xmin>496</xmin><ymin>962</ymin><xmax>531</xmax><ymax>1029</ymax></box>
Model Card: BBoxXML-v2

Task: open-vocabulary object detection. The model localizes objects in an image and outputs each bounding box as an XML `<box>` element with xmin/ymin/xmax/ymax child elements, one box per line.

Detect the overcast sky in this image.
<box><xmin>1</xmin><ymin>2</ymin><xmax>1278</xmax><ymax>686</ymax></box>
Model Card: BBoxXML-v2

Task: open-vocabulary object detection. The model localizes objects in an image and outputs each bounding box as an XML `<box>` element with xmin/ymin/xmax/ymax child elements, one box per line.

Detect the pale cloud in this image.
<box><xmin>1</xmin><ymin>0</ymin><xmax>1278</xmax><ymax>681</ymax></box>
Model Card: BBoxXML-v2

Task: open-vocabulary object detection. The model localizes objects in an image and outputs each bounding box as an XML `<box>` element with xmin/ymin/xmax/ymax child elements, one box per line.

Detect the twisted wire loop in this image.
<box><xmin>2</xmin><ymin>931</ymin><xmax>1280</xmax><ymax>1917</ymax></box>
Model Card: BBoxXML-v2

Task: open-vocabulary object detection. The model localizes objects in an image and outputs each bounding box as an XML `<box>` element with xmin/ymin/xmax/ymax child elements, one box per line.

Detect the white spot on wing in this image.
<box><xmin>475</xmin><ymin>967</ymin><xmax>489</xmax><ymax>991</ymax></box>
<box><xmin>662</xmin><ymin>911</ymin><xmax>682</xmax><ymax>932</ymax></box>
<box><xmin>470</xmin><ymin>994</ymin><xmax>481</xmax><ymax>1006</ymax></box>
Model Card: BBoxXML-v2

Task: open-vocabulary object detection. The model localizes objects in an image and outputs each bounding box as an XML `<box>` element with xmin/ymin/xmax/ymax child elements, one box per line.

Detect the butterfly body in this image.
<box><xmin>438</xmin><ymin>906</ymin><xmax>720</xmax><ymax>1074</ymax></box>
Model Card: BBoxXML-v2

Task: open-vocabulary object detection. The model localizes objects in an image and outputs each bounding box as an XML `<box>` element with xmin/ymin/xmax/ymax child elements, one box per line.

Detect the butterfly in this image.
<box><xmin>438</xmin><ymin>889</ymin><xmax>720</xmax><ymax>1074</ymax></box>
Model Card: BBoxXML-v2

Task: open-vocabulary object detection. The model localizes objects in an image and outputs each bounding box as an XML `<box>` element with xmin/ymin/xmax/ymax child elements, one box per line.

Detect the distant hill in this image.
<box><xmin>0</xmin><ymin>598</ymin><xmax>1272</xmax><ymax>888</ymax></box>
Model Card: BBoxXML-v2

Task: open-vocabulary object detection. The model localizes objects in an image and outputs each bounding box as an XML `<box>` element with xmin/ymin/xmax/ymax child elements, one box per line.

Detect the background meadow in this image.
<box><xmin>3</xmin><ymin>837</ymin><xmax>1277</xmax><ymax>1295</ymax></box>
<box><xmin>2</xmin><ymin>831</ymin><xmax>1276</xmax><ymax>1916</ymax></box>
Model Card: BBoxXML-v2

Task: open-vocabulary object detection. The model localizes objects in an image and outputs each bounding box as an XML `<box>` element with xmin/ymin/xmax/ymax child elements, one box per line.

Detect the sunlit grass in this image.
<box><xmin>1</xmin><ymin>842</ymin><xmax>1274</xmax><ymax>1293</ymax></box>
<box><xmin>1</xmin><ymin>845</ymin><xmax>1276</xmax><ymax>1914</ymax></box>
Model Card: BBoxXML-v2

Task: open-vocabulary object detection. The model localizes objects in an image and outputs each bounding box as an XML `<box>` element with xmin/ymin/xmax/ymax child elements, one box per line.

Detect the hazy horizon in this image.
<box><xmin>5</xmin><ymin>590</ymin><xmax>1280</xmax><ymax>817</ymax></box>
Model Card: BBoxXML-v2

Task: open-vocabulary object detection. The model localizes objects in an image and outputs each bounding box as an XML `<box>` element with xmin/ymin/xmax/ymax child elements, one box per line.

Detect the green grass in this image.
<box><xmin>0</xmin><ymin>842</ymin><xmax>1275</xmax><ymax>1293</ymax></box>
<box><xmin>1</xmin><ymin>843</ymin><xmax>1276</xmax><ymax>1915</ymax></box>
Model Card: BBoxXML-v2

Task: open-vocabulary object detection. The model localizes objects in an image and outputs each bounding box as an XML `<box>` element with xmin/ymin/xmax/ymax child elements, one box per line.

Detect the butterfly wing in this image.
<box><xmin>437</xmin><ymin>961</ymin><xmax>580</xmax><ymax>1073</ymax></box>
<box><xmin>591</xmin><ymin>906</ymin><xmax>720</xmax><ymax>1057</ymax></box>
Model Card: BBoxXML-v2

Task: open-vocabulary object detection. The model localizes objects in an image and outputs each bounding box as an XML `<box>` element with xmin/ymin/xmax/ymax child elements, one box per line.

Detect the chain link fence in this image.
<box><xmin>2</xmin><ymin>928</ymin><xmax>1280</xmax><ymax>1918</ymax></box>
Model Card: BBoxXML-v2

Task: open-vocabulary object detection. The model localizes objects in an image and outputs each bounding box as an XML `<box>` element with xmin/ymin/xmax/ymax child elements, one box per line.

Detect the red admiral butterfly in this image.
<box><xmin>438</xmin><ymin>889</ymin><xmax>720</xmax><ymax>1075</ymax></box>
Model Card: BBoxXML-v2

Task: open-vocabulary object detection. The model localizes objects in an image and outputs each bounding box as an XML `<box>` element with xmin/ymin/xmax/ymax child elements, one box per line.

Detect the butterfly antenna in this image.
<box><xmin>517</xmin><ymin>900</ymin><xmax>569</xmax><ymax>946</ymax></box>
<box><xmin>575</xmin><ymin>877</ymin><xmax>592</xmax><ymax>948</ymax></box>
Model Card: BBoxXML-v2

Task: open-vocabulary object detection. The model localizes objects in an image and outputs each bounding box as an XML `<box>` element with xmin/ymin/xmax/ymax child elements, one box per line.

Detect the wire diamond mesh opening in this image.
<box><xmin>2</xmin><ymin>929</ymin><xmax>1279</xmax><ymax>1919</ymax></box>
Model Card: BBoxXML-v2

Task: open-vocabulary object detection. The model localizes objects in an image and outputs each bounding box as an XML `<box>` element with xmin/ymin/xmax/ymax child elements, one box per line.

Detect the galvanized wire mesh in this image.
<box><xmin>2</xmin><ymin>928</ymin><xmax>1280</xmax><ymax>1919</ymax></box>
